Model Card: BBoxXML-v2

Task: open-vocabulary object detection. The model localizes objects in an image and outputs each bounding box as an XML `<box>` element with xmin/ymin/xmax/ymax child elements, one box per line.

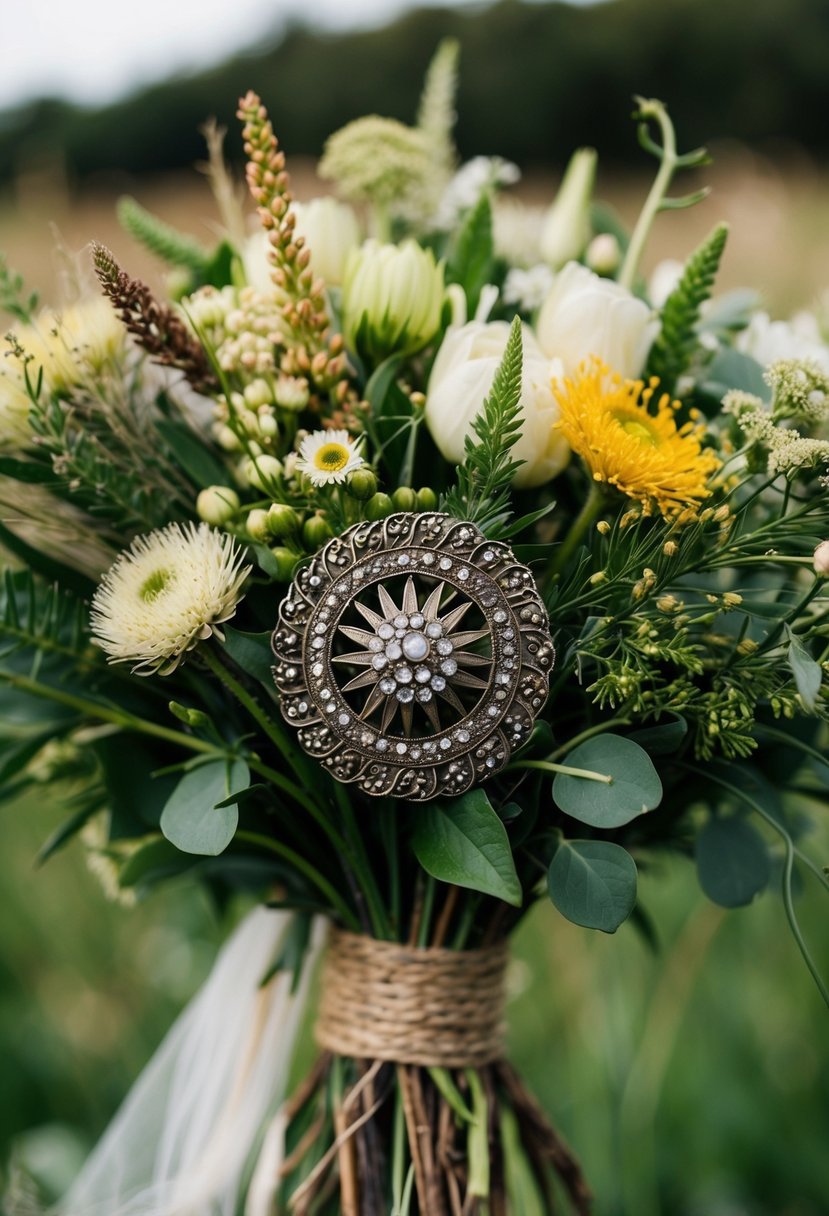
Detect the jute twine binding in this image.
<box><xmin>315</xmin><ymin>928</ymin><xmax>508</xmax><ymax>1068</ymax></box>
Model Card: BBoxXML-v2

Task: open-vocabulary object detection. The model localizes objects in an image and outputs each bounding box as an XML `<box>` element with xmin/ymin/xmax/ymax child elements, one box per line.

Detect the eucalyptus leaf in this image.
<box><xmin>548</xmin><ymin>839</ymin><xmax>637</xmax><ymax>933</ymax></box>
<box><xmin>411</xmin><ymin>788</ymin><xmax>522</xmax><ymax>906</ymax></box>
<box><xmin>160</xmin><ymin>757</ymin><xmax>249</xmax><ymax>856</ymax></box>
<box><xmin>552</xmin><ymin>734</ymin><xmax>662</xmax><ymax>828</ymax></box>
<box><xmin>696</xmin><ymin>815</ymin><xmax>770</xmax><ymax>907</ymax></box>
<box><xmin>628</xmin><ymin>714</ymin><xmax>688</xmax><ymax>756</ymax></box>
<box><xmin>222</xmin><ymin>626</ymin><xmax>275</xmax><ymax>688</ymax></box>
<box><xmin>786</xmin><ymin>632</ymin><xmax>822</xmax><ymax>711</ymax></box>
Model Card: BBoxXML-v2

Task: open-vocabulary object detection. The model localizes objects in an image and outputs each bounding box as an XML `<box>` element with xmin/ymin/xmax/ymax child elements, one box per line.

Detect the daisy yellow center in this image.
<box><xmin>139</xmin><ymin>567</ymin><xmax>173</xmax><ymax>603</ymax></box>
<box><xmin>553</xmin><ymin>358</ymin><xmax>721</xmax><ymax>516</ymax></box>
<box><xmin>313</xmin><ymin>442</ymin><xmax>351</xmax><ymax>472</ymax></box>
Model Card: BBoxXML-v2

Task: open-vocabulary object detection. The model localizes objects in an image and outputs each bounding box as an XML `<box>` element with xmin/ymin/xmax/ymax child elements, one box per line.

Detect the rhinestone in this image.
<box><xmin>309</xmin><ymin>575</ymin><xmax>321</xmax><ymax>587</ymax></box>
<box><xmin>327</xmin><ymin>595</ymin><xmax>337</xmax><ymax>606</ymax></box>
<box><xmin>422</xmin><ymin>553</ymin><xmax>435</xmax><ymax>565</ymax></box>
<box><xmin>487</xmin><ymin>706</ymin><xmax>499</xmax><ymax>717</ymax></box>
<box><xmin>361</xmin><ymin>732</ymin><xmax>374</xmax><ymax>746</ymax></box>
<box><xmin>376</xmin><ymin>739</ymin><xmax>389</xmax><ymax>752</ymax></box>
<box><xmin>458</xmin><ymin>568</ymin><xmax>470</xmax><ymax>581</ymax></box>
<box><xmin>440</xmin><ymin>738</ymin><xmax>452</xmax><ymax>750</ymax></box>
<box><xmin>338</xmin><ymin>713</ymin><xmax>350</xmax><ymax>726</ymax></box>
<box><xmin>385</xmin><ymin>641</ymin><xmax>403</xmax><ymax>660</ymax></box>
<box><xmin>417</xmin><ymin>687</ymin><xmax>433</xmax><ymax>702</ymax></box>
<box><xmin>436</xmin><ymin>639</ymin><xmax>454</xmax><ymax>656</ymax></box>
<box><xmin>483</xmin><ymin>550</ymin><xmax>495</xmax><ymax>562</ymax></box>
<box><xmin>486</xmin><ymin>756</ymin><xmax>497</xmax><ymax>768</ymax></box>
<box><xmin>326</xmin><ymin>701</ymin><xmax>336</xmax><ymax>713</ymax></box>
<box><xmin>395</xmin><ymin>666</ymin><xmax>413</xmax><ymax>684</ymax></box>
<box><xmin>426</xmin><ymin>622</ymin><xmax>443</xmax><ymax>639</ymax></box>
<box><xmin>402</xmin><ymin>631</ymin><xmax>430</xmax><ymax>661</ymax></box>
<box><xmin>502</xmin><ymin>628</ymin><xmax>515</xmax><ymax>640</ymax></box>
<box><xmin>395</xmin><ymin>742</ymin><xmax>408</xmax><ymax>754</ymax></box>
<box><xmin>298</xmin><ymin>701</ymin><xmax>308</xmax><ymax>713</ymax></box>
<box><xmin>312</xmin><ymin>663</ymin><xmax>323</xmax><ymax>677</ymax></box>
<box><xmin>379</xmin><ymin>677</ymin><xmax>397</xmax><ymax>695</ymax></box>
<box><xmin>494</xmin><ymin>610</ymin><xmax>508</xmax><ymax>624</ymax></box>
<box><xmin>321</xmin><ymin>687</ymin><xmax>332</xmax><ymax>699</ymax></box>
<box><xmin>409</xmin><ymin>613</ymin><xmax>425</xmax><ymax>629</ymax></box>
<box><xmin>440</xmin><ymin>658</ymin><xmax>458</xmax><ymax>676</ymax></box>
<box><xmin>410</xmin><ymin>747</ymin><xmax>422</xmax><ymax>761</ymax></box>
<box><xmin>439</xmin><ymin>557</ymin><xmax>452</xmax><ymax>570</ymax></box>
<box><xmin>285</xmin><ymin>667</ymin><xmax>297</xmax><ymax>679</ymax></box>
<box><xmin>311</xmin><ymin>637</ymin><xmax>325</xmax><ymax>649</ymax></box>
<box><xmin>398</xmin><ymin>554</ymin><xmax>410</xmax><ymax>565</ymax></box>
<box><xmin>431</xmin><ymin>675</ymin><xmax>447</xmax><ymax>691</ymax></box>
<box><xmin>314</xmin><ymin>622</ymin><xmax>327</xmax><ymax>634</ymax></box>
<box><xmin>378</xmin><ymin>623</ymin><xmax>395</xmax><ymax>640</ymax></box>
<box><xmin>414</xmin><ymin>666</ymin><xmax>431</xmax><ymax>684</ymax></box>
<box><xmin>456</xmin><ymin>729</ymin><xmax>470</xmax><ymax>743</ymax></box>
<box><xmin>496</xmin><ymin>671</ymin><xmax>510</xmax><ymax>685</ymax></box>
<box><xmin>371</xmin><ymin>654</ymin><xmax>388</xmax><ymax>670</ymax></box>
<box><xmin>396</xmin><ymin>687</ymin><xmax>414</xmax><ymax>703</ymax></box>
<box><xmin>394</xmin><ymin>615</ymin><xmax>409</xmax><ymax>629</ymax></box>
<box><xmin>368</xmin><ymin>638</ymin><xmax>384</xmax><ymax>652</ymax></box>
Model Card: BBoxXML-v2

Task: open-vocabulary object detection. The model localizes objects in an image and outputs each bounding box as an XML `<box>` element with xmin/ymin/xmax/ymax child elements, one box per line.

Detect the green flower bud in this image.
<box><xmin>347</xmin><ymin>467</ymin><xmax>379</xmax><ymax>501</ymax></box>
<box><xmin>303</xmin><ymin>513</ymin><xmax>333</xmax><ymax>548</ymax></box>
<box><xmin>392</xmin><ymin>486</ymin><xmax>417</xmax><ymax>511</ymax></box>
<box><xmin>267</xmin><ymin>503</ymin><xmax>301</xmax><ymax>539</ymax></box>
<box><xmin>415</xmin><ymin>486</ymin><xmax>437</xmax><ymax>510</ymax></box>
<box><xmin>270</xmin><ymin>546</ymin><xmax>299</xmax><ymax>581</ymax></box>
<box><xmin>586</xmin><ymin>233</ymin><xmax>621</xmax><ymax>276</ymax></box>
<box><xmin>365</xmin><ymin>492</ymin><xmax>394</xmax><ymax>520</ymax></box>
<box><xmin>196</xmin><ymin>485</ymin><xmax>240</xmax><ymax>526</ymax></box>
<box><xmin>342</xmin><ymin>239</ymin><xmax>445</xmax><ymax>366</ymax></box>
<box><xmin>244</xmin><ymin>378</ymin><xmax>273</xmax><ymax>409</ymax></box>
<box><xmin>540</xmin><ymin>147</ymin><xmax>597</xmax><ymax>269</ymax></box>
<box><xmin>257</xmin><ymin>412</ymin><xmax>279</xmax><ymax>440</ymax></box>
<box><xmin>246</xmin><ymin>508</ymin><xmax>272</xmax><ymax>541</ymax></box>
<box><xmin>243</xmin><ymin>453</ymin><xmax>283</xmax><ymax>492</ymax></box>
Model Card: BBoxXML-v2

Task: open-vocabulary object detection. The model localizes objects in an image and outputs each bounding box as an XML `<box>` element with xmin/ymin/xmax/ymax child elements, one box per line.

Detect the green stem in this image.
<box><xmin>505</xmin><ymin>759</ymin><xmax>613</xmax><ymax>784</ymax></box>
<box><xmin>618</xmin><ymin>101</ymin><xmax>678</xmax><ymax>291</ymax></box>
<box><xmin>546</xmin><ymin>482</ymin><xmax>606</xmax><ymax>581</ymax></box>
<box><xmin>235</xmin><ymin>830</ymin><xmax>359</xmax><ymax>931</ymax></box>
<box><xmin>334</xmin><ymin>782</ymin><xmax>392</xmax><ymax>939</ymax></box>
<box><xmin>417</xmin><ymin>875</ymin><xmax>437</xmax><ymax>947</ymax></box>
<box><xmin>244</xmin><ymin>756</ymin><xmax>351</xmax><ymax>849</ymax></box>
<box><xmin>399</xmin><ymin>416</ymin><xmax>422</xmax><ymax>488</ymax></box>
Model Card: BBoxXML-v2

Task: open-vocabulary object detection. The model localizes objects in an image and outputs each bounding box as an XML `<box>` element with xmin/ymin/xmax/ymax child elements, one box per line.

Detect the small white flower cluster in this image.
<box><xmin>723</xmin><ymin>389</ymin><xmax>829</xmax><ymax>475</ymax></box>
<box><xmin>765</xmin><ymin>359</ymin><xmax>829</xmax><ymax>424</ymax></box>
<box><xmin>90</xmin><ymin>522</ymin><xmax>250</xmax><ymax>675</ymax></box>
<box><xmin>737</xmin><ymin>310</ymin><xmax>829</xmax><ymax>372</ymax></box>
<box><xmin>433</xmin><ymin>156</ymin><xmax>521</xmax><ymax>230</ymax></box>
<box><xmin>502</xmin><ymin>265</ymin><xmax>556</xmax><ymax>313</ymax></box>
<box><xmin>185</xmin><ymin>285</ymin><xmax>288</xmax><ymax>376</ymax></box>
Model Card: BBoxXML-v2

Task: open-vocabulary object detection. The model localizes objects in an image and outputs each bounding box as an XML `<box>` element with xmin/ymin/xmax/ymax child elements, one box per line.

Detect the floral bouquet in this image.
<box><xmin>2</xmin><ymin>40</ymin><xmax>828</xmax><ymax>1216</ymax></box>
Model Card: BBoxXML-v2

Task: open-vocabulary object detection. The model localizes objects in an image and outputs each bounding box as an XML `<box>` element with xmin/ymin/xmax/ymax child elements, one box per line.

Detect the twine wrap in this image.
<box><xmin>315</xmin><ymin>928</ymin><xmax>508</xmax><ymax>1068</ymax></box>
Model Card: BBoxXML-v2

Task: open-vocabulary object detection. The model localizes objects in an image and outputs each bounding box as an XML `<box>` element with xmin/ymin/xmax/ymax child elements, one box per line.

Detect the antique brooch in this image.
<box><xmin>272</xmin><ymin>513</ymin><xmax>554</xmax><ymax>801</ymax></box>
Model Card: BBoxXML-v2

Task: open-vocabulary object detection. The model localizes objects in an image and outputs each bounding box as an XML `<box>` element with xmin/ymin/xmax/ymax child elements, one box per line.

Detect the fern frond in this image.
<box><xmin>442</xmin><ymin>315</ymin><xmax>524</xmax><ymax>533</ymax></box>
<box><xmin>0</xmin><ymin>569</ymin><xmax>91</xmax><ymax>670</ymax></box>
<box><xmin>646</xmin><ymin>222</ymin><xmax>729</xmax><ymax>394</ymax></box>
<box><xmin>117</xmin><ymin>197</ymin><xmax>211</xmax><ymax>274</ymax></box>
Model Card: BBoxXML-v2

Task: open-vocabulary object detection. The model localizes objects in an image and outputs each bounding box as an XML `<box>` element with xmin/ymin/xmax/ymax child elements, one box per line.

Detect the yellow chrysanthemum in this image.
<box><xmin>552</xmin><ymin>360</ymin><xmax>720</xmax><ymax>515</ymax></box>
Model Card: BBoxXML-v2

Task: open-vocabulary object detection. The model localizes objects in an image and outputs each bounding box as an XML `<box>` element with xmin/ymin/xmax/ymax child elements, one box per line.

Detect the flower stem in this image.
<box><xmin>549</xmin><ymin>718</ymin><xmax>632</xmax><ymax>760</ymax></box>
<box><xmin>505</xmin><ymin>759</ymin><xmax>613</xmax><ymax>784</ymax></box>
<box><xmin>235</xmin><ymin>829</ymin><xmax>359</xmax><ymax>931</ymax></box>
<box><xmin>618</xmin><ymin>101</ymin><xmax>679</xmax><ymax>291</ymax></box>
<box><xmin>546</xmin><ymin>482</ymin><xmax>606</xmax><ymax>581</ymax></box>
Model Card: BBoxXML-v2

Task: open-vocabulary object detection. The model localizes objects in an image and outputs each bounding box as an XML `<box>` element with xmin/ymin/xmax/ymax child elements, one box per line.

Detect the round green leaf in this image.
<box><xmin>552</xmin><ymin>734</ymin><xmax>662</xmax><ymax>828</ymax></box>
<box><xmin>160</xmin><ymin>757</ymin><xmax>249</xmax><ymax>856</ymax></box>
<box><xmin>696</xmin><ymin>815</ymin><xmax>770</xmax><ymax>907</ymax></box>
<box><xmin>548</xmin><ymin>839</ymin><xmax>637</xmax><ymax>933</ymax></box>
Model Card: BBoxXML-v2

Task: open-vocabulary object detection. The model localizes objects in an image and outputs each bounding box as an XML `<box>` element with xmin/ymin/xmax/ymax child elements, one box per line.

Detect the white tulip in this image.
<box><xmin>292</xmin><ymin>198</ymin><xmax>360</xmax><ymax>287</ymax></box>
<box><xmin>342</xmin><ymin>240</ymin><xmax>445</xmax><ymax>364</ymax></box>
<box><xmin>540</xmin><ymin>148</ymin><xmax>597</xmax><ymax>270</ymax></box>
<box><xmin>536</xmin><ymin>261</ymin><xmax>659</xmax><ymax>380</ymax></box>
<box><xmin>425</xmin><ymin>320</ymin><xmax>570</xmax><ymax>489</ymax></box>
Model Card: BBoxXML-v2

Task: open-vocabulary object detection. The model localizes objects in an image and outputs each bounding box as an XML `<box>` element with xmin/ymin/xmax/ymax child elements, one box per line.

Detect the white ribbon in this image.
<box><xmin>60</xmin><ymin>907</ymin><xmax>322</xmax><ymax>1216</ymax></box>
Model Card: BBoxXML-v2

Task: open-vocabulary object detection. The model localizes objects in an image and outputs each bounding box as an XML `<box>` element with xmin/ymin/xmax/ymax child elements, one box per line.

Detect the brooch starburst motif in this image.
<box><xmin>272</xmin><ymin>513</ymin><xmax>554</xmax><ymax>801</ymax></box>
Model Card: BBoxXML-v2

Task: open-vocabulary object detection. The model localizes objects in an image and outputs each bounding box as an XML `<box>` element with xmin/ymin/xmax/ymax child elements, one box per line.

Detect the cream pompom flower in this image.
<box><xmin>296</xmin><ymin>429</ymin><xmax>365</xmax><ymax>487</ymax></box>
<box><xmin>90</xmin><ymin>523</ymin><xmax>250</xmax><ymax>675</ymax></box>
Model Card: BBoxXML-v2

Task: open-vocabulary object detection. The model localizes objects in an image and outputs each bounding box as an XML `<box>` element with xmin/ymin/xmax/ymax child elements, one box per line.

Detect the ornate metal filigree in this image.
<box><xmin>272</xmin><ymin>513</ymin><xmax>554</xmax><ymax>801</ymax></box>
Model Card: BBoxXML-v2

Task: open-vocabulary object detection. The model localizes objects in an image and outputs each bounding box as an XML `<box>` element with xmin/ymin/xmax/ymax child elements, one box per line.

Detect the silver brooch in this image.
<box><xmin>271</xmin><ymin>513</ymin><xmax>554</xmax><ymax>801</ymax></box>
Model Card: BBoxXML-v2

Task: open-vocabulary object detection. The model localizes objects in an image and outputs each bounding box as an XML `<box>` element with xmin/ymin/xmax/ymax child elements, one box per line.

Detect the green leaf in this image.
<box><xmin>36</xmin><ymin>801</ymin><xmax>102</xmax><ymax>865</ymax></box>
<box><xmin>0</xmin><ymin>521</ymin><xmax>95</xmax><ymax>599</ymax></box>
<box><xmin>446</xmin><ymin>191</ymin><xmax>494</xmax><ymax>315</ymax></box>
<box><xmin>222</xmin><ymin>626</ymin><xmax>275</xmax><ymax>688</ymax></box>
<box><xmin>118</xmin><ymin>836</ymin><xmax>195</xmax><ymax>888</ymax></box>
<box><xmin>695</xmin><ymin>815</ymin><xmax>770</xmax><ymax>907</ymax></box>
<box><xmin>0</xmin><ymin>456</ymin><xmax>54</xmax><ymax>484</ymax></box>
<box><xmin>786</xmin><ymin>632</ymin><xmax>822</xmax><ymax>712</ymax></box>
<box><xmin>552</xmin><ymin>734</ymin><xmax>662</xmax><ymax>827</ymax></box>
<box><xmin>646</xmin><ymin>223</ymin><xmax>728</xmax><ymax>395</ymax></box>
<box><xmin>548</xmin><ymin>839</ymin><xmax>637</xmax><ymax>933</ymax></box>
<box><xmin>628</xmin><ymin>714</ymin><xmax>688</xmax><ymax>756</ymax></box>
<box><xmin>701</xmin><ymin>347</ymin><xmax>768</xmax><ymax>402</ymax></box>
<box><xmin>411</xmin><ymin>788</ymin><xmax>522</xmax><ymax>906</ymax></box>
<box><xmin>155</xmin><ymin>420</ymin><xmax>229</xmax><ymax>488</ymax></box>
<box><xmin>160</xmin><ymin>756</ymin><xmax>249</xmax><ymax>856</ymax></box>
<box><xmin>365</xmin><ymin>353</ymin><xmax>404</xmax><ymax>417</ymax></box>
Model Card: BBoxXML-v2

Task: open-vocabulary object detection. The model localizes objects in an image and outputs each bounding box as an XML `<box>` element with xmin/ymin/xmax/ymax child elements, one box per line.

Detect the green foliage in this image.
<box><xmin>547</xmin><ymin>839</ymin><xmax>638</xmax><ymax>933</ymax></box>
<box><xmin>445</xmin><ymin>191</ymin><xmax>495</xmax><ymax>316</ymax></box>
<box><xmin>411</xmin><ymin>788</ymin><xmax>522</xmax><ymax>906</ymax></box>
<box><xmin>786</xmin><ymin>629</ymin><xmax>822</xmax><ymax>712</ymax></box>
<box><xmin>441</xmin><ymin>315</ymin><xmax>523</xmax><ymax>532</ymax></box>
<box><xmin>552</xmin><ymin>735</ymin><xmax>663</xmax><ymax>828</ymax></box>
<box><xmin>646</xmin><ymin>223</ymin><xmax>729</xmax><ymax>394</ymax></box>
<box><xmin>220</xmin><ymin>627</ymin><xmax>275</xmax><ymax>689</ymax></box>
<box><xmin>117</xmin><ymin>196</ymin><xmax>211</xmax><ymax>274</ymax></box>
<box><xmin>0</xmin><ymin>255</ymin><xmax>38</xmax><ymax>323</ymax></box>
<box><xmin>695</xmin><ymin>814</ymin><xmax>770</xmax><ymax>907</ymax></box>
<box><xmin>0</xmin><ymin>569</ymin><xmax>90</xmax><ymax>667</ymax></box>
<box><xmin>160</xmin><ymin>757</ymin><xmax>250</xmax><ymax>856</ymax></box>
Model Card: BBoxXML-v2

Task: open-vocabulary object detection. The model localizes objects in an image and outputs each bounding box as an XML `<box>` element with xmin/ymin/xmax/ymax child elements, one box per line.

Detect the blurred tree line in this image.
<box><xmin>1</xmin><ymin>0</ymin><xmax>827</xmax><ymax>185</ymax></box>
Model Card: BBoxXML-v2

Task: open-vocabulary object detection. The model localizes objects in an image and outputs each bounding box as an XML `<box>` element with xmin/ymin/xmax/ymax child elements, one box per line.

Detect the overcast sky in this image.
<box><xmin>1</xmin><ymin>0</ymin><xmax>597</xmax><ymax>111</ymax></box>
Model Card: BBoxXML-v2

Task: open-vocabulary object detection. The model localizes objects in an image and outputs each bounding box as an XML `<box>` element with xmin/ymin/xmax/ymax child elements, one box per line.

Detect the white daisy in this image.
<box><xmin>296</xmin><ymin>429</ymin><xmax>365</xmax><ymax>486</ymax></box>
<box><xmin>90</xmin><ymin>522</ymin><xmax>250</xmax><ymax>675</ymax></box>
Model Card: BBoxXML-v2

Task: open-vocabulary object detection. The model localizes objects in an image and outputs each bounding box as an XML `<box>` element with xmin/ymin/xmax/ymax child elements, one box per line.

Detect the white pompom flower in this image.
<box><xmin>296</xmin><ymin>429</ymin><xmax>365</xmax><ymax>487</ymax></box>
<box><xmin>90</xmin><ymin>522</ymin><xmax>250</xmax><ymax>675</ymax></box>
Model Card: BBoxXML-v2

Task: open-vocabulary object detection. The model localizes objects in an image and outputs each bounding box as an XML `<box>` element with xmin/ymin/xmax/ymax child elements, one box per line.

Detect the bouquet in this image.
<box><xmin>2</xmin><ymin>40</ymin><xmax>828</xmax><ymax>1215</ymax></box>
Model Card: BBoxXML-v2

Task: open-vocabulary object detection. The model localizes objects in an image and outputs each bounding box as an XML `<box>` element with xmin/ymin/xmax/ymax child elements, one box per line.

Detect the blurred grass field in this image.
<box><xmin>1</xmin><ymin>154</ymin><xmax>829</xmax><ymax>1214</ymax></box>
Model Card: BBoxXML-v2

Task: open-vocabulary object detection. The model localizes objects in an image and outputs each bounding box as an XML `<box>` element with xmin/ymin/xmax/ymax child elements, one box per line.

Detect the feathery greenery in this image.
<box><xmin>117</xmin><ymin>197</ymin><xmax>211</xmax><ymax>275</ymax></box>
<box><xmin>0</xmin><ymin>255</ymin><xmax>38</xmax><ymax>324</ymax></box>
<box><xmin>442</xmin><ymin>315</ymin><xmax>523</xmax><ymax>532</ymax></box>
<box><xmin>646</xmin><ymin>222</ymin><xmax>729</xmax><ymax>394</ymax></box>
